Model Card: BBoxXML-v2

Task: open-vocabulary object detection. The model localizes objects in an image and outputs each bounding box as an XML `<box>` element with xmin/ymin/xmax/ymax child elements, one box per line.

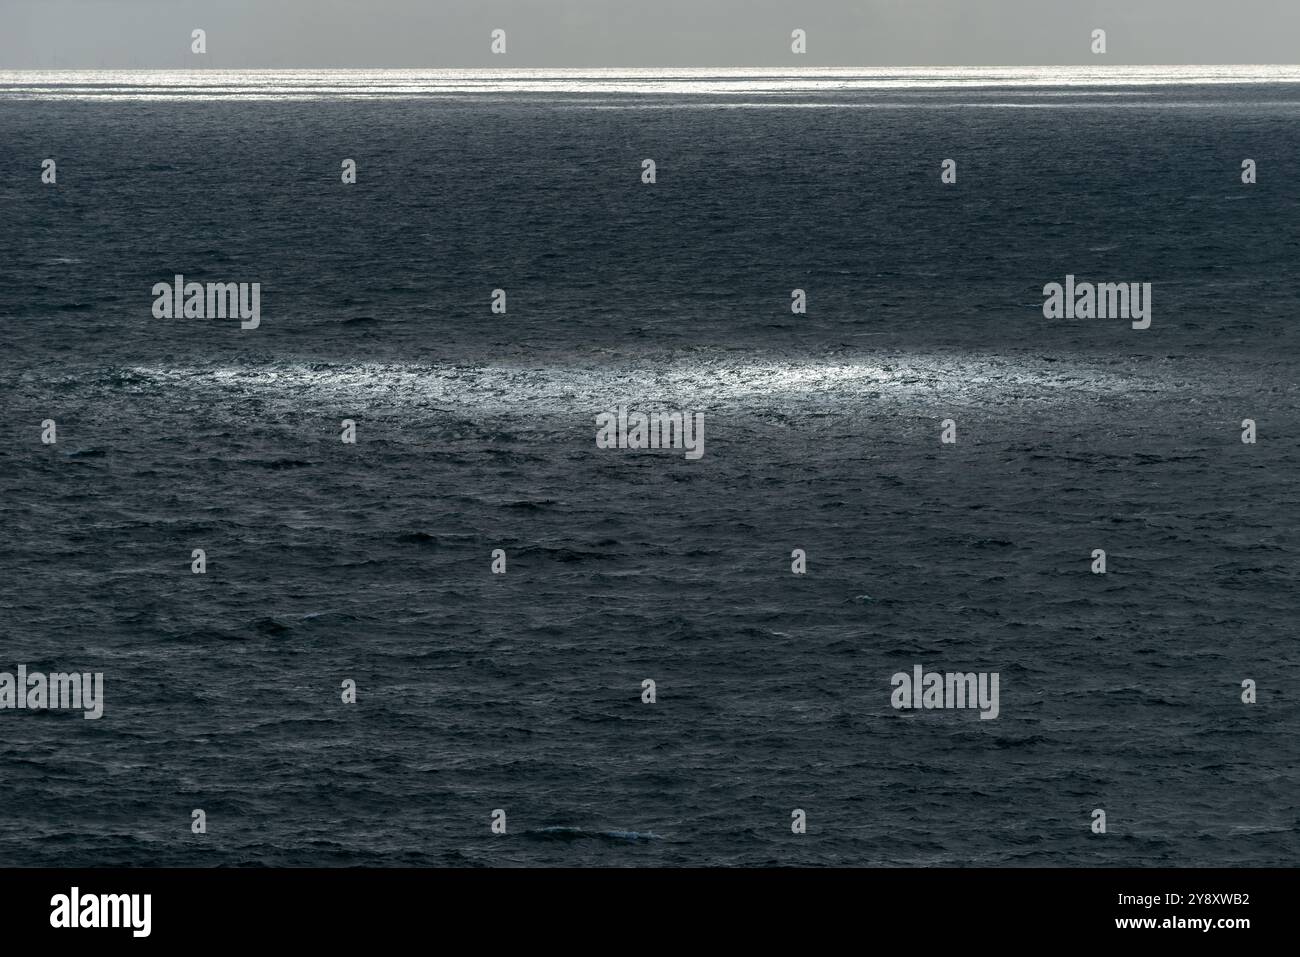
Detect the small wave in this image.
<box><xmin>247</xmin><ymin>458</ymin><xmax>314</xmax><ymax>470</ymax></box>
<box><xmin>396</xmin><ymin>531</ymin><xmax>439</xmax><ymax>545</ymax></box>
<box><xmin>527</xmin><ymin>826</ymin><xmax>661</xmax><ymax>843</ymax></box>
<box><xmin>499</xmin><ymin>499</ymin><xmax>556</xmax><ymax>511</ymax></box>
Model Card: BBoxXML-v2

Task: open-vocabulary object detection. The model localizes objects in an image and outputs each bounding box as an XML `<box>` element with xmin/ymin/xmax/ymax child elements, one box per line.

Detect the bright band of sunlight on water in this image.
<box><xmin>93</xmin><ymin>354</ymin><xmax>1176</xmax><ymax>417</ymax></box>
<box><xmin>4</xmin><ymin>66</ymin><xmax>1300</xmax><ymax>101</ymax></box>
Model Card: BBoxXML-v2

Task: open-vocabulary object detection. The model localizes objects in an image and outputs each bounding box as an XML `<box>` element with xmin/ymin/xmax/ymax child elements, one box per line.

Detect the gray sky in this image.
<box><xmin>4</xmin><ymin>0</ymin><xmax>1299</xmax><ymax>68</ymax></box>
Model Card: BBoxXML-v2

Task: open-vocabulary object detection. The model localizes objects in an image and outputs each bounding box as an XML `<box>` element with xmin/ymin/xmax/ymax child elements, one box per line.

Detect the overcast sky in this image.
<box><xmin>4</xmin><ymin>0</ymin><xmax>1299</xmax><ymax>68</ymax></box>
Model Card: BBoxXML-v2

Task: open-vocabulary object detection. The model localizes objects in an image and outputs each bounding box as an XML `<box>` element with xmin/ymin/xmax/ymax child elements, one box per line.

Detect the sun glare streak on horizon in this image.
<box><xmin>3</xmin><ymin>65</ymin><xmax>1300</xmax><ymax>100</ymax></box>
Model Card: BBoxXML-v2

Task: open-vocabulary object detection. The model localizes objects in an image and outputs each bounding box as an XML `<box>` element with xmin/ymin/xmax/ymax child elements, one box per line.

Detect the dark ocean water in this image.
<box><xmin>0</xmin><ymin>69</ymin><xmax>1297</xmax><ymax>866</ymax></box>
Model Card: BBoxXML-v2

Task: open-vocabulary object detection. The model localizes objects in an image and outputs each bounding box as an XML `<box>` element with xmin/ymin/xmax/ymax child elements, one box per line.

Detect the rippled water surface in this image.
<box><xmin>0</xmin><ymin>69</ymin><xmax>1297</xmax><ymax>866</ymax></box>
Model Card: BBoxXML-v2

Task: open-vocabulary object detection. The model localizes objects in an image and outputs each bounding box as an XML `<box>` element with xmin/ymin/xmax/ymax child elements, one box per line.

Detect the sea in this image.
<box><xmin>0</xmin><ymin>67</ymin><xmax>1296</xmax><ymax>866</ymax></box>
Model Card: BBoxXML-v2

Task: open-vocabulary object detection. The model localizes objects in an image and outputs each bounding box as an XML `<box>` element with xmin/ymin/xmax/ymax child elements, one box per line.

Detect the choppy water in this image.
<box><xmin>0</xmin><ymin>68</ymin><xmax>1297</xmax><ymax>866</ymax></box>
